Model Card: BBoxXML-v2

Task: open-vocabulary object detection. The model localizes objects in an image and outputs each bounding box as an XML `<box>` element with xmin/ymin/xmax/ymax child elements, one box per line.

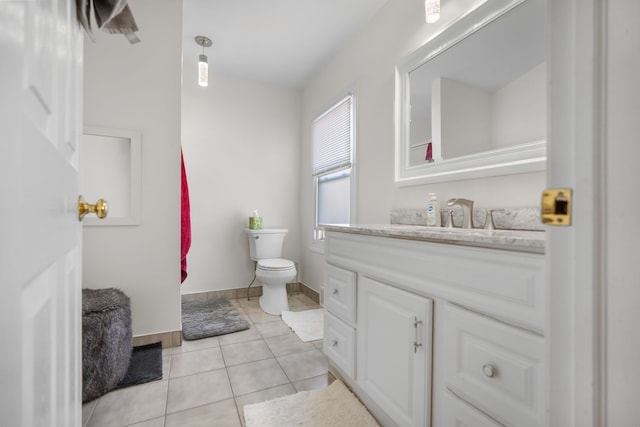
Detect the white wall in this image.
<box><xmin>492</xmin><ymin>62</ymin><xmax>546</xmax><ymax>148</ymax></box>
<box><xmin>300</xmin><ymin>0</ymin><xmax>546</xmax><ymax>293</ymax></box>
<box><xmin>180</xmin><ymin>72</ymin><xmax>302</xmax><ymax>294</ymax></box>
<box><xmin>82</xmin><ymin>0</ymin><xmax>182</xmax><ymax>337</ymax></box>
<box><xmin>437</xmin><ymin>77</ymin><xmax>493</xmax><ymax>158</ymax></box>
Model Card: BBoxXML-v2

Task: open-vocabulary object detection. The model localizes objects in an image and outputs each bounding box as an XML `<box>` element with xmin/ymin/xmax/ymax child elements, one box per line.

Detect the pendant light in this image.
<box><xmin>425</xmin><ymin>0</ymin><xmax>441</xmax><ymax>23</ymax></box>
<box><xmin>195</xmin><ymin>36</ymin><xmax>212</xmax><ymax>87</ymax></box>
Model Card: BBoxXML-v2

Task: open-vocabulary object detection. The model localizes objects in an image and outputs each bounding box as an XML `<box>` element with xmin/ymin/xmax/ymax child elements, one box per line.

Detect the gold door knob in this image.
<box><xmin>78</xmin><ymin>195</ymin><xmax>108</xmax><ymax>221</ymax></box>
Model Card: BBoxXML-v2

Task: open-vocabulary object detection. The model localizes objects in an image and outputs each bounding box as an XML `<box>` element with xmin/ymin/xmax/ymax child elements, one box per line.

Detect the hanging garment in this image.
<box><xmin>181</xmin><ymin>150</ymin><xmax>191</xmax><ymax>283</ymax></box>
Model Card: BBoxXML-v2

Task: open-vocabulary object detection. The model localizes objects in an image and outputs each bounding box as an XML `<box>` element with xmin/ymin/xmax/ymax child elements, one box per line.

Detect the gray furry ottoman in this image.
<box><xmin>82</xmin><ymin>288</ymin><xmax>132</xmax><ymax>403</ymax></box>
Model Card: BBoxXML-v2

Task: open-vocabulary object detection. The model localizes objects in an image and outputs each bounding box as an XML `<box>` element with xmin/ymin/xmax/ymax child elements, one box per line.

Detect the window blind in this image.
<box><xmin>312</xmin><ymin>95</ymin><xmax>352</xmax><ymax>176</ymax></box>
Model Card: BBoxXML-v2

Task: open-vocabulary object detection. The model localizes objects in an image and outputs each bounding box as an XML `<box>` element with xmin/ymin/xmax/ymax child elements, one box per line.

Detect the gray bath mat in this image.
<box><xmin>181</xmin><ymin>298</ymin><xmax>250</xmax><ymax>340</ymax></box>
<box><xmin>116</xmin><ymin>342</ymin><xmax>163</xmax><ymax>390</ymax></box>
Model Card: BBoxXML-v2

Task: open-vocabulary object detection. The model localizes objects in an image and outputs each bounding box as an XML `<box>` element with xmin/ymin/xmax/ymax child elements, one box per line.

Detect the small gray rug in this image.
<box><xmin>181</xmin><ymin>298</ymin><xmax>250</xmax><ymax>341</ymax></box>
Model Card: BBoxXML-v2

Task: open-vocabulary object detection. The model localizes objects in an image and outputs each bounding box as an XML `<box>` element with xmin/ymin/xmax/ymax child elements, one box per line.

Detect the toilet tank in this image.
<box><xmin>246</xmin><ymin>228</ymin><xmax>288</xmax><ymax>261</ymax></box>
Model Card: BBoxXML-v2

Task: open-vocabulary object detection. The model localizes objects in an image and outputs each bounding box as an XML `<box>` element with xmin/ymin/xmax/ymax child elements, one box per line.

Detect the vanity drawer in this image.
<box><xmin>325</xmin><ymin>264</ymin><xmax>357</xmax><ymax>325</ymax></box>
<box><xmin>443</xmin><ymin>304</ymin><xmax>544</xmax><ymax>427</ymax></box>
<box><xmin>323</xmin><ymin>311</ymin><xmax>356</xmax><ymax>378</ymax></box>
<box><xmin>442</xmin><ymin>391</ymin><xmax>502</xmax><ymax>427</ymax></box>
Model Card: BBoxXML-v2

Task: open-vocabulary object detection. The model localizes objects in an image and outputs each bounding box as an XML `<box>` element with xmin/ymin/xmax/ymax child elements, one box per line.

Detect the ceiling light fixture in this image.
<box><xmin>425</xmin><ymin>0</ymin><xmax>441</xmax><ymax>23</ymax></box>
<box><xmin>195</xmin><ymin>36</ymin><xmax>212</xmax><ymax>87</ymax></box>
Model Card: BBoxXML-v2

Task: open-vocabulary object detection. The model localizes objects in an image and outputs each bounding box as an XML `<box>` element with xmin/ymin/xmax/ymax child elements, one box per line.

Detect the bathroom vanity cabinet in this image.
<box><xmin>322</xmin><ymin>226</ymin><xmax>545</xmax><ymax>427</ymax></box>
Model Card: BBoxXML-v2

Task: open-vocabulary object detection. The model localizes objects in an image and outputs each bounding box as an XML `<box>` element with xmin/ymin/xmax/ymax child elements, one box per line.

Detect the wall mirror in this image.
<box><xmin>395</xmin><ymin>0</ymin><xmax>546</xmax><ymax>185</ymax></box>
<box><xmin>80</xmin><ymin>126</ymin><xmax>141</xmax><ymax>226</ymax></box>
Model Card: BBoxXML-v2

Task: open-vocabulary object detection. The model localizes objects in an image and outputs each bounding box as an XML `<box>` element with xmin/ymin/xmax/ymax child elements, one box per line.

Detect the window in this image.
<box><xmin>312</xmin><ymin>94</ymin><xmax>354</xmax><ymax>244</ymax></box>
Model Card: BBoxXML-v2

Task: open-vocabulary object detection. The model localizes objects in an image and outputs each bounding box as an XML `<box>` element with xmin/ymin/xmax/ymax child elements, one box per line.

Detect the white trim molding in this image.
<box><xmin>81</xmin><ymin>126</ymin><xmax>142</xmax><ymax>226</ymax></box>
<box><xmin>547</xmin><ymin>0</ymin><xmax>608</xmax><ymax>425</ymax></box>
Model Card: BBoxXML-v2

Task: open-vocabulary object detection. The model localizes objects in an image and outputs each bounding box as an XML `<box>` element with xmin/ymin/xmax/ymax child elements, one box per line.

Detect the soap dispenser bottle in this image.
<box><xmin>426</xmin><ymin>193</ymin><xmax>441</xmax><ymax>227</ymax></box>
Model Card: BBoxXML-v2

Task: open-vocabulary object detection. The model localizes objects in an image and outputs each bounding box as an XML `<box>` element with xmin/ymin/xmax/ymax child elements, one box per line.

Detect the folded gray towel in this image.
<box><xmin>76</xmin><ymin>0</ymin><xmax>140</xmax><ymax>44</ymax></box>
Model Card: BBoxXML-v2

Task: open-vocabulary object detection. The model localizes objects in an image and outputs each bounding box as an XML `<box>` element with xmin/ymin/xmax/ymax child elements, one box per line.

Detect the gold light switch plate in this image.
<box><xmin>541</xmin><ymin>188</ymin><xmax>572</xmax><ymax>225</ymax></box>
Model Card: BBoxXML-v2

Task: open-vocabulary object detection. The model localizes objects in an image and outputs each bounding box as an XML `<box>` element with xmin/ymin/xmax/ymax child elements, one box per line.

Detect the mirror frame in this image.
<box><xmin>394</xmin><ymin>0</ymin><xmax>546</xmax><ymax>186</ymax></box>
<box><xmin>81</xmin><ymin>126</ymin><xmax>142</xmax><ymax>226</ymax></box>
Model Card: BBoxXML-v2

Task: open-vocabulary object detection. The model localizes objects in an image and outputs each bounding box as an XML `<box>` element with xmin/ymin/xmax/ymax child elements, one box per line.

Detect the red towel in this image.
<box><xmin>181</xmin><ymin>150</ymin><xmax>191</xmax><ymax>283</ymax></box>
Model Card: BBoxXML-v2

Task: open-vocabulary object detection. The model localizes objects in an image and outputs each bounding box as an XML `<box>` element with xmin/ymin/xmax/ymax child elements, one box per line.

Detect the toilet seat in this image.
<box><xmin>257</xmin><ymin>258</ymin><xmax>295</xmax><ymax>271</ymax></box>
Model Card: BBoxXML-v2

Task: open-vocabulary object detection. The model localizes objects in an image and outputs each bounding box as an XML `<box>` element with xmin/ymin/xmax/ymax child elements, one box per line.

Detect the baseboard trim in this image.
<box><xmin>180</xmin><ymin>282</ymin><xmax>320</xmax><ymax>305</ymax></box>
<box><xmin>133</xmin><ymin>330</ymin><xmax>181</xmax><ymax>349</ymax></box>
<box><xmin>297</xmin><ymin>282</ymin><xmax>320</xmax><ymax>305</ymax></box>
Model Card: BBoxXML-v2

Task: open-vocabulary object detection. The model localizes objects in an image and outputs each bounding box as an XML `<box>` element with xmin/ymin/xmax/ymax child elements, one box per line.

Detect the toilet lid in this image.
<box><xmin>257</xmin><ymin>258</ymin><xmax>295</xmax><ymax>271</ymax></box>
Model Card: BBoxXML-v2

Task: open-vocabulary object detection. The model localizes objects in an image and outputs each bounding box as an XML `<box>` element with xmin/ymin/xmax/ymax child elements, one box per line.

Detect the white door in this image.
<box><xmin>548</xmin><ymin>1</ymin><xmax>640</xmax><ymax>426</ymax></box>
<box><xmin>357</xmin><ymin>276</ymin><xmax>432</xmax><ymax>427</ymax></box>
<box><xmin>0</xmin><ymin>1</ymin><xmax>84</xmax><ymax>426</ymax></box>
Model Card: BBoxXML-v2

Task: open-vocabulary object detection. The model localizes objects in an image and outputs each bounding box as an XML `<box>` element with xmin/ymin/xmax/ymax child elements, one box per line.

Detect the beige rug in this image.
<box><xmin>243</xmin><ymin>380</ymin><xmax>380</xmax><ymax>427</ymax></box>
<box><xmin>281</xmin><ymin>308</ymin><xmax>324</xmax><ymax>342</ymax></box>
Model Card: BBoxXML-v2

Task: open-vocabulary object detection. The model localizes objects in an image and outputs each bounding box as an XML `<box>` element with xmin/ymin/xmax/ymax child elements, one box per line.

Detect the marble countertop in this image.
<box><xmin>324</xmin><ymin>224</ymin><xmax>546</xmax><ymax>254</ymax></box>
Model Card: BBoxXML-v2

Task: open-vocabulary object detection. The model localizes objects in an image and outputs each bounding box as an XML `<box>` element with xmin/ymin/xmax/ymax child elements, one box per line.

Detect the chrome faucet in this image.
<box><xmin>446</xmin><ymin>198</ymin><xmax>475</xmax><ymax>229</ymax></box>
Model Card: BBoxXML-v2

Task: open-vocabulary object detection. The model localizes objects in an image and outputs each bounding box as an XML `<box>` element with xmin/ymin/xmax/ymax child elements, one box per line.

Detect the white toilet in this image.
<box><xmin>245</xmin><ymin>228</ymin><xmax>297</xmax><ymax>315</ymax></box>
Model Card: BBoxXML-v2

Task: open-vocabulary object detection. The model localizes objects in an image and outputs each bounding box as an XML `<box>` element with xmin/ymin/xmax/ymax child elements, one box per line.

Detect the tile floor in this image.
<box><xmin>82</xmin><ymin>293</ymin><xmax>330</xmax><ymax>427</ymax></box>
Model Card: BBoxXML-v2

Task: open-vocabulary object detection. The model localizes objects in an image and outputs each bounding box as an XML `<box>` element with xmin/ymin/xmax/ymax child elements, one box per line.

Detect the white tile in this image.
<box><xmin>227</xmin><ymin>359</ymin><xmax>289</xmax><ymax>396</ymax></box>
<box><xmin>86</xmin><ymin>380</ymin><xmax>168</xmax><ymax>427</ymax></box>
<box><xmin>82</xmin><ymin>398</ymin><xmax>98</xmax><ymax>427</ymax></box>
<box><xmin>234</xmin><ymin>384</ymin><xmax>296</xmax><ymax>427</ymax></box>
<box><xmin>217</xmin><ymin>326</ymin><xmax>262</xmax><ymax>346</ymax></box>
<box><xmin>162</xmin><ymin>354</ymin><xmax>171</xmax><ymax>380</ymax></box>
<box><xmin>165</xmin><ymin>398</ymin><xmax>241</xmax><ymax>427</ymax></box>
<box><xmin>289</xmin><ymin>294</ymin><xmax>320</xmax><ymax>308</ymax></box>
<box><xmin>84</xmin><ymin>303</ymin><xmax>332</xmax><ymax>426</ymax></box>
<box><xmin>264</xmin><ymin>333</ymin><xmax>315</xmax><ymax>357</ymax></box>
<box><xmin>172</xmin><ymin>336</ymin><xmax>220</xmax><ymax>354</ymax></box>
<box><xmin>170</xmin><ymin>347</ymin><xmax>225</xmax><ymax>378</ymax></box>
<box><xmin>221</xmin><ymin>340</ymin><xmax>274</xmax><ymax>366</ymax></box>
<box><xmin>254</xmin><ymin>320</ymin><xmax>293</xmax><ymax>339</ymax></box>
<box><xmin>277</xmin><ymin>348</ymin><xmax>328</xmax><ymax>383</ymax></box>
<box><xmin>166</xmin><ymin>369</ymin><xmax>233</xmax><ymax>414</ymax></box>
<box><xmin>247</xmin><ymin>311</ymin><xmax>280</xmax><ymax>324</ymax></box>
<box><xmin>128</xmin><ymin>417</ymin><xmax>165</xmax><ymax>427</ymax></box>
<box><xmin>234</xmin><ymin>298</ymin><xmax>263</xmax><ymax>314</ymax></box>
<box><xmin>293</xmin><ymin>374</ymin><xmax>330</xmax><ymax>392</ymax></box>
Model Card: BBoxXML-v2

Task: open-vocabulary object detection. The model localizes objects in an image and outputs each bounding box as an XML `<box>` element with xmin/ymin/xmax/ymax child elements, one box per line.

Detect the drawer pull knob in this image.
<box><xmin>482</xmin><ymin>364</ymin><xmax>496</xmax><ymax>378</ymax></box>
<box><xmin>332</xmin><ymin>288</ymin><xmax>339</xmax><ymax>295</ymax></box>
<box><xmin>331</xmin><ymin>339</ymin><xmax>338</xmax><ymax>348</ymax></box>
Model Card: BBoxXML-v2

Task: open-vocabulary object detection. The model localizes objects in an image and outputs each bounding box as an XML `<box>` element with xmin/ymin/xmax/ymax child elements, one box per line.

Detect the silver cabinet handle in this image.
<box><xmin>413</xmin><ymin>316</ymin><xmax>423</xmax><ymax>353</ymax></box>
<box><xmin>482</xmin><ymin>364</ymin><xmax>496</xmax><ymax>378</ymax></box>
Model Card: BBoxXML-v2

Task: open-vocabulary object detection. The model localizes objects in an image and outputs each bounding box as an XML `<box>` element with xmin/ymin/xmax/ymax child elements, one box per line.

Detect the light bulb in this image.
<box><xmin>198</xmin><ymin>54</ymin><xmax>208</xmax><ymax>87</ymax></box>
<box><xmin>425</xmin><ymin>0</ymin><xmax>440</xmax><ymax>23</ymax></box>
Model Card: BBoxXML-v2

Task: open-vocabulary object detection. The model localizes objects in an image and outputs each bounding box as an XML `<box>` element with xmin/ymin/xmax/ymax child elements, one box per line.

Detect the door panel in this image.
<box><xmin>0</xmin><ymin>0</ymin><xmax>83</xmax><ymax>425</ymax></box>
<box><xmin>357</xmin><ymin>276</ymin><xmax>433</xmax><ymax>427</ymax></box>
<box><xmin>21</xmin><ymin>265</ymin><xmax>56</xmax><ymax>427</ymax></box>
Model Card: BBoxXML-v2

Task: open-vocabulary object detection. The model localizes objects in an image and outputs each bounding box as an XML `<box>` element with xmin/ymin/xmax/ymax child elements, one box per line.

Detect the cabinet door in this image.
<box><xmin>357</xmin><ymin>276</ymin><xmax>432</xmax><ymax>427</ymax></box>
